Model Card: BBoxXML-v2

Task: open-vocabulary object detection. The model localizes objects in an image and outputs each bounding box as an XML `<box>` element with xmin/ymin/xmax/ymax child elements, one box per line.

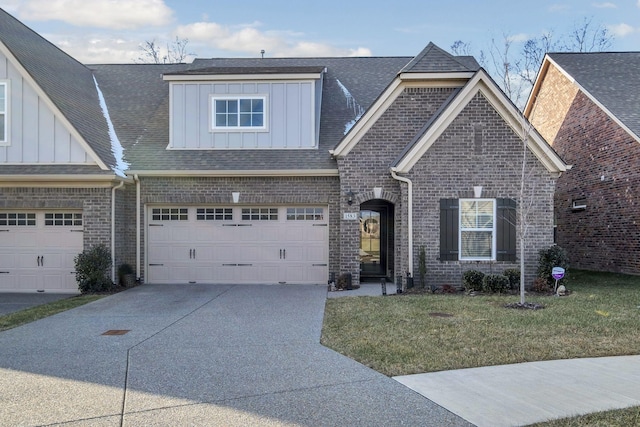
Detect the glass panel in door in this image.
<box><xmin>360</xmin><ymin>210</ymin><xmax>384</xmax><ymax>276</ymax></box>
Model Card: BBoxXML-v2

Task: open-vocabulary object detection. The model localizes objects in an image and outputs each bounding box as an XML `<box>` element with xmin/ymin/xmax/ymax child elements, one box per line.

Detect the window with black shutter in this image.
<box><xmin>439</xmin><ymin>198</ymin><xmax>516</xmax><ymax>262</ymax></box>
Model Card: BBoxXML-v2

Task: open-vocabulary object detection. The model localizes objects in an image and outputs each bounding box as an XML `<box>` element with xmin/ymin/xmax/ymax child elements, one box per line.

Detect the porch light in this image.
<box><xmin>346</xmin><ymin>191</ymin><xmax>355</xmax><ymax>205</ymax></box>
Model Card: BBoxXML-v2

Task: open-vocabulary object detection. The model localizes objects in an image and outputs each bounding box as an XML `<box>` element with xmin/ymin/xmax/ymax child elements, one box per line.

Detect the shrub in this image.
<box><xmin>462</xmin><ymin>270</ymin><xmax>485</xmax><ymax>292</ymax></box>
<box><xmin>75</xmin><ymin>245</ymin><xmax>113</xmax><ymax>293</ymax></box>
<box><xmin>418</xmin><ymin>246</ymin><xmax>427</xmax><ymax>289</ymax></box>
<box><xmin>503</xmin><ymin>268</ymin><xmax>521</xmax><ymax>291</ymax></box>
<box><xmin>537</xmin><ymin>245</ymin><xmax>569</xmax><ymax>286</ymax></box>
<box><xmin>482</xmin><ymin>274</ymin><xmax>510</xmax><ymax>293</ymax></box>
<box><xmin>531</xmin><ymin>277</ymin><xmax>553</xmax><ymax>294</ymax></box>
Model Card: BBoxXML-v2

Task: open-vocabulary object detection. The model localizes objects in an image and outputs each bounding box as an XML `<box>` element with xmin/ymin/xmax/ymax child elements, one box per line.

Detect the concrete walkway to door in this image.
<box><xmin>0</xmin><ymin>284</ymin><xmax>469</xmax><ymax>426</ymax></box>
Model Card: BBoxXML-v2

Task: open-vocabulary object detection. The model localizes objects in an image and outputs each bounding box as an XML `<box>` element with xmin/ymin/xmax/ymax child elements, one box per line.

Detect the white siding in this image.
<box><xmin>0</xmin><ymin>51</ymin><xmax>93</xmax><ymax>165</ymax></box>
<box><xmin>169</xmin><ymin>79</ymin><xmax>319</xmax><ymax>150</ymax></box>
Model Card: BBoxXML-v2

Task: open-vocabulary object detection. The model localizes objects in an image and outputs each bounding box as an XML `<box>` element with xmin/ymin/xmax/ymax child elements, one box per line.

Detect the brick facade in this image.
<box><xmin>338</xmin><ymin>87</ymin><xmax>557</xmax><ymax>288</ymax></box>
<box><xmin>530</xmin><ymin>65</ymin><xmax>640</xmax><ymax>274</ymax></box>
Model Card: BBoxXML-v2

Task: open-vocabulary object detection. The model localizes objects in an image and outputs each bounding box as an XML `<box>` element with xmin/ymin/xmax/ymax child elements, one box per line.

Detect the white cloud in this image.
<box><xmin>507</xmin><ymin>33</ymin><xmax>530</xmax><ymax>43</ymax></box>
<box><xmin>14</xmin><ymin>0</ymin><xmax>173</xmax><ymax>30</ymax></box>
<box><xmin>176</xmin><ymin>21</ymin><xmax>371</xmax><ymax>57</ymax></box>
<box><xmin>43</xmin><ymin>32</ymin><xmax>142</xmax><ymax>63</ymax></box>
<box><xmin>608</xmin><ymin>23</ymin><xmax>636</xmax><ymax>37</ymax></box>
<box><xmin>549</xmin><ymin>4</ymin><xmax>570</xmax><ymax>12</ymax></box>
<box><xmin>593</xmin><ymin>2</ymin><xmax>617</xmax><ymax>8</ymax></box>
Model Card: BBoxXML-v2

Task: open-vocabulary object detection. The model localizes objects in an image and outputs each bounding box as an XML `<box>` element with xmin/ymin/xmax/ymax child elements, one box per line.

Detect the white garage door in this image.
<box><xmin>0</xmin><ymin>211</ymin><xmax>83</xmax><ymax>293</ymax></box>
<box><xmin>147</xmin><ymin>206</ymin><xmax>328</xmax><ymax>284</ymax></box>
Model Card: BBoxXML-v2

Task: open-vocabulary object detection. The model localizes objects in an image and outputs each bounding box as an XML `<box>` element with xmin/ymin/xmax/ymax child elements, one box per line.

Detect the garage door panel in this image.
<box><xmin>147</xmin><ymin>206</ymin><xmax>328</xmax><ymax>284</ymax></box>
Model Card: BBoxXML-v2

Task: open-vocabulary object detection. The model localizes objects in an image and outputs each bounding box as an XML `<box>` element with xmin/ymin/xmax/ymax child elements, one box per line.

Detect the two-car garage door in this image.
<box><xmin>147</xmin><ymin>206</ymin><xmax>329</xmax><ymax>284</ymax></box>
<box><xmin>0</xmin><ymin>211</ymin><xmax>83</xmax><ymax>293</ymax></box>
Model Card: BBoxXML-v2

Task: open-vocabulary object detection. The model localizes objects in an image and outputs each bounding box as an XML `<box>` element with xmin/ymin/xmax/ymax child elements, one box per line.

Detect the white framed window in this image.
<box><xmin>0</xmin><ymin>212</ymin><xmax>35</xmax><ymax>226</ymax></box>
<box><xmin>196</xmin><ymin>208</ymin><xmax>233</xmax><ymax>221</ymax></box>
<box><xmin>45</xmin><ymin>212</ymin><xmax>83</xmax><ymax>226</ymax></box>
<box><xmin>459</xmin><ymin>199</ymin><xmax>496</xmax><ymax>261</ymax></box>
<box><xmin>152</xmin><ymin>208</ymin><xmax>188</xmax><ymax>221</ymax></box>
<box><xmin>211</xmin><ymin>95</ymin><xmax>267</xmax><ymax>130</ymax></box>
<box><xmin>0</xmin><ymin>81</ymin><xmax>8</xmax><ymax>144</ymax></box>
<box><xmin>242</xmin><ymin>208</ymin><xmax>278</xmax><ymax>221</ymax></box>
<box><xmin>286</xmin><ymin>207</ymin><xmax>324</xmax><ymax>221</ymax></box>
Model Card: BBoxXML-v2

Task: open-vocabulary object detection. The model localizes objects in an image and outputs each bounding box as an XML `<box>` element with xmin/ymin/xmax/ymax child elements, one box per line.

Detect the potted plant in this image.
<box><xmin>117</xmin><ymin>263</ymin><xmax>135</xmax><ymax>287</ymax></box>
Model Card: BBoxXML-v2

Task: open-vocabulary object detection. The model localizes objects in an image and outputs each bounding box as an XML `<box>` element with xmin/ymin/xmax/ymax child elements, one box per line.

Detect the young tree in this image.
<box><xmin>451</xmin><ymin>17</ymin><xmax>614</xmax><ymax>109</ymax></box>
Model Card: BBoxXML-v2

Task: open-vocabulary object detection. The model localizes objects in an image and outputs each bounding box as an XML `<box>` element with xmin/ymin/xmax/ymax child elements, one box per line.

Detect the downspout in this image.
<box><xmin>135</xmin><ymin>174</ymin><xmax>141</xmax><ymax>281</ymax></box>
<box><xmin>390</xmin><ymin>167</ymin><xmax>413</xmax><ymax>277</ymax></box>
<box><xmin>111</xmin><ymin>180</ymin><xmax>125</xmax><ymax>283</ymax></box>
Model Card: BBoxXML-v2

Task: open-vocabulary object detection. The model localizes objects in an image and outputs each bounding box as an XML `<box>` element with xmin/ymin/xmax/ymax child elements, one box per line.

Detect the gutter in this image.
<box><xmin>390</xmin><ymin>168</ymin><xmax>413</xmax><ymax>277</ymax></box>
<box><xmin>111</xmin><ymin>180</ymin><xmax>125</xmax><ymax>283</ymax></box>
<box><xmin>135</xmin><ymin>174</ymin><xmax>141</xmax><ymax>282</ymax></box>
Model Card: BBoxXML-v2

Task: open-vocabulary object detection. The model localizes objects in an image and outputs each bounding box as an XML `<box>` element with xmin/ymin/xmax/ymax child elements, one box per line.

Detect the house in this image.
<box><xmin>0</xmin><ymin>8</ymin><xmax>567</xmax><ymax>293</ymax></box>
<box><xmin>526</xmin><ymin>52</ymin><xmax>640</xmax><ymax>275</ymax></box>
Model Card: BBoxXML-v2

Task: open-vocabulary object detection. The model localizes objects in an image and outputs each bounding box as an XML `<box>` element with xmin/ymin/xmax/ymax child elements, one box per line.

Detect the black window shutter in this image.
<box><xmin>439</xmin><ymin>199</ymin><xmax>459</xmax><ymax>261</ymax></box>
<box><xmin>496</xmin><ymin>198</ymin><xmax>517</xmax><ymax>261</ymax></box>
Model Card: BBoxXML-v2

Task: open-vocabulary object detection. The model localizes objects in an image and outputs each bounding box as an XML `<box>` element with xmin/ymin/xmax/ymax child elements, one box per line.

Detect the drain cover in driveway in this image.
<box><xmin>101</xmin><ymin>330</ymin><xmax>130</xmax><ymax>335</ymax></box>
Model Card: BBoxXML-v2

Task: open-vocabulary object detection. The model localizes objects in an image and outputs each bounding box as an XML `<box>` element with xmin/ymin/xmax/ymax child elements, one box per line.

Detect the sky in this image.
<box><xmin>0</xmin><ymin>0</ymin><xmax>638</xmax><ymax>64</ymax></box>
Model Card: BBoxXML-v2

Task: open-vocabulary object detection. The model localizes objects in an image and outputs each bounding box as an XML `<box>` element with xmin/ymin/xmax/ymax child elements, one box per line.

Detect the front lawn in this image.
<box><xmin>321</xmin><ymin>270</ymin><xmax>640</xmax><ymax>377</ymax></box>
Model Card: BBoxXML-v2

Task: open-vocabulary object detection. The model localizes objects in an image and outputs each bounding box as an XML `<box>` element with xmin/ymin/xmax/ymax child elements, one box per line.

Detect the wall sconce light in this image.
<box><xmin>346</xmin><ymin>191</ymin><xmax>355</xmax><ymax>205</ymax></box>
<box><xmin>232</xmin><ymin>192</ymin><xmax>240</xmax><ymax>203</ymax></box>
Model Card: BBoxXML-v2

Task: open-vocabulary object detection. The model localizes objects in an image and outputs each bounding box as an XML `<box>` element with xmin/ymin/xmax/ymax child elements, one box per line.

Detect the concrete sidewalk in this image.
<box><xmin>394</xmin><ymin>355</ymin><xmax>640</xmax><ymax>427</ymax></box>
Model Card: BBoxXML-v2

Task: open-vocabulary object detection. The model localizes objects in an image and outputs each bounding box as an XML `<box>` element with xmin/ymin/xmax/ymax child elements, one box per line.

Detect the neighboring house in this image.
<box><xmin>0</xmin><ymin>8</ymin><xmax>567</xmax><ymax>293</ymax></box>
<box><xmin>526</xmin><ymin>52</ymin><xmax>640</xmax><ymax>275</ymax></box>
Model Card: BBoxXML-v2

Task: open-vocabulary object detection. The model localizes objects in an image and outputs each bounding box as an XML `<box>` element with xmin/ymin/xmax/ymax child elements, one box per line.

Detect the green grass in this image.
<box><xmin>321</xmin><ymin>270</ymin><xmax>640</xmax><ymax>376</ymax></box>
<box><xmin>528</xmin><ymin>405</ymin><xmax>640</xmax><ymax>426</ymax></box>
<box><xmin>0</xmin><ymin>295</ymin><xmax>104</xmax><ymax>332</ymax></box>
<box><xmin>322</xmin><ymin>270</ymin><xmax>640</xmax><ymax>426</ymax></box>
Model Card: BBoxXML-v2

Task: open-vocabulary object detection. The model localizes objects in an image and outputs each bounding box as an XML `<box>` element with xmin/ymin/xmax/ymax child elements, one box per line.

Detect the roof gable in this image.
<box><xmin>401</xmin><ymin>42</ymin><xmax>479</xmax><ymax>73</ymax></box>
<box><xmin>526</xmin><ymin>52</ymin><xmax>640</xmax><ymax>143</ymax></box>
<box><xmin>393</xmin><ymin>69</ymin><xmax>567</xmax><ymax>175</ymax></box>
<box><xmin>0</xmin><ymin>7</ymin><xmax>114</xmax><ymax>172</ymax></box>
<box><xmin>331</xmin><ymin>43</ymin><xmax>481</xmax><ymax>158</ymax></box>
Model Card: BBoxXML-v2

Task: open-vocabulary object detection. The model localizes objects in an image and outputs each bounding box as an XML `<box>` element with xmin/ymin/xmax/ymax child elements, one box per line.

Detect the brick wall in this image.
<box><xmin>138</xmin><ymin>175</ymin><xmax>340</xmax><ymax>282</ymax></box>
<box><xmin>410</xmin><ymin>92</ymin><xmax>556</xmax><ymax>287</ymax></box>
<box><xmin>338</xmin><ymin>87</ymin><xmax>457</xmax><ymax>284</ymax></box>
<box><xmin>338</xmin><ymin>86</ymin><xmax>557</xmax><ymax>288</ymax></box>
<box><xmin>536</xmin><ymin>84</ymin><xmax>640</xmax><ymax>273</ymax></box>
<box><xmin>530</xmin><ymin>63</ymin><xmax>640</xmax><ymax>275</ymax></box>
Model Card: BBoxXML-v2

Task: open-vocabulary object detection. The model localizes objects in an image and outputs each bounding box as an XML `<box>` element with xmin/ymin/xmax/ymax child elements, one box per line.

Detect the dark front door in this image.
<box><xmin>360</xmin><ymin>201</ymin><xmax>394</xmax><ymax>280</ymax></box>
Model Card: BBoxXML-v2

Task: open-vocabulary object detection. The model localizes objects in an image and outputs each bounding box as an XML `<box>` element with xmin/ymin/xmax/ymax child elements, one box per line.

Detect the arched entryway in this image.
<box><xmin>359</xmin><ymin>200</ymin><xmax>394</xmax><ymax>281</ymax></box>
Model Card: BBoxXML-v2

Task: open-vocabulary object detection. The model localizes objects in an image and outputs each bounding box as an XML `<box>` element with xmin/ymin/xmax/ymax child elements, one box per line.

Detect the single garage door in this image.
<box><xmin>0</xmin><ymin>211</ymin><xmax>83</xmax><ymax>293</ymax></box>
<box><xmin>147</xmin><ymin>206</ymin><xmax>328</xmax><ymax>284</ymax></box>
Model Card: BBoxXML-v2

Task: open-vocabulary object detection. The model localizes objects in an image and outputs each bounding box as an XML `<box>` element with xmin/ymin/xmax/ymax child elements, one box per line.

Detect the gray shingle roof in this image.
<box><xmin>0</xmin><ymin>7</ymin><xmax>117</xmax><ymax>174</ymax></box>
<box><xmin>91</xmin><ymin>57</ymin><xmax>413</xmax><ymax>172</ymax></box>
<box><xmin>549</xmin><ymin>52</ymin><xmax>640</xmax><ymax>139</ymax></box>
<box><xmin>402</xmin><ymin>42</ymin><xmax>480</xmax><ymax>73</ymax></box>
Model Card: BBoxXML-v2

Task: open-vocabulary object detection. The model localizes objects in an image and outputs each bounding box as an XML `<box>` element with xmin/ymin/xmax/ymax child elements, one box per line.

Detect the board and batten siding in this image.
<box><xmin>169</xmin><ymin>80</ymin><xmax>319</xmax><ymax>150</ymax></box>
<box><xmin>0</xmin><ymin>51</ymin><xmax>91</xmax><ymax>164</ymax></box>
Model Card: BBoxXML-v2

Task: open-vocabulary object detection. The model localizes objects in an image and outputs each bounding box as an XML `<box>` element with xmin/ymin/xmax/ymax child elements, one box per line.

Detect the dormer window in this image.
<box><xmin>212</xmin><ymin>96</ymin><xmax>267</xmax><ymax>130</ymax></box>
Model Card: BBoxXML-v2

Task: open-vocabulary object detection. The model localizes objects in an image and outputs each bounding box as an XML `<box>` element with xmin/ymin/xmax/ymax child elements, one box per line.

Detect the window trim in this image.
<box><xmin>210</xmin><ymin>94</ymin><xmax>268</xmax><ymax>132</ymax></box>
<box><xmin>458</xmin><ymin>198</ymin><xmax>497</xmax><ymax>261</ymax></box>
<box><xmin>0</xmin><ymin>80</ymin><xmax>8</xmax><ymax>145</ymax></box>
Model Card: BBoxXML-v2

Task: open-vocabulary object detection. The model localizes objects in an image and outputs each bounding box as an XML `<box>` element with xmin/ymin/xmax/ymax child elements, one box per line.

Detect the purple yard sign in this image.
<box><xmin>552</xmin><ymin>267</ymin><xmax>565</xmax><ymax>280</ymax></box>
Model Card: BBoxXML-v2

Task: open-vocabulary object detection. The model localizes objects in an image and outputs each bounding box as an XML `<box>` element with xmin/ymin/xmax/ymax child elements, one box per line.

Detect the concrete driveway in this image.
<box><xmin>0</xmin><ymin>284</ymin><xmax>470</xmax><ymax>426</ymax></box>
